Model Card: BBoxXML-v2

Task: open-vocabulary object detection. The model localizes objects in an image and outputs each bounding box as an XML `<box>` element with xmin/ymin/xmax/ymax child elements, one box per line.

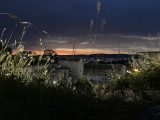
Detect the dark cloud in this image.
<box><xmin>28</xmin><ymin>34</ymin><xmax>159</xmax><ymax>53</ymax></box>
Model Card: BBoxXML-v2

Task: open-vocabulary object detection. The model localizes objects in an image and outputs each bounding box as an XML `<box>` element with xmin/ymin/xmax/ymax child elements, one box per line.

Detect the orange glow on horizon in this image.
<box><xmin>12</xmin><ymin>48</ymin><xmax>127</xmax><ymax>55</ymax></box>
<box><xmin>55</xmin><ymin>48</ymin><xmax>127</xmax><ymax>55</ymax></box>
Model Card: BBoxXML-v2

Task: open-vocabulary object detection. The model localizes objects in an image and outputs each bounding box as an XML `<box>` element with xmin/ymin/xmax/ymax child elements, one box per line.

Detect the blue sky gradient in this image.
<box><xmin>1</xmin><ymin>0</ymin><xmax>160</xmax><ymax>54</ymax></box>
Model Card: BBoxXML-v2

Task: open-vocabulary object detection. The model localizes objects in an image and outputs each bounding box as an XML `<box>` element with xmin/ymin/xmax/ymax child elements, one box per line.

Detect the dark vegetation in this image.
<box><xmin>0</xmin><ymin>66</ymin><xmax>160</xmax><ymax>120</ymax></box>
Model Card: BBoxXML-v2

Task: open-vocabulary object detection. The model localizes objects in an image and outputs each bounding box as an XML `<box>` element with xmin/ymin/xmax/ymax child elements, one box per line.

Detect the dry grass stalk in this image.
<box><xmin>100</xmin><ymin>19</ymin><xmax>106</xmax><ymax>31</ymax></box>
<box><xmin>97</xmin><ymin>1</ymin><xmax>101</xmax><ymax>14</ymax></box>
<box><xmin>90</xmin><ymin>19</ymin><xmax>94</xmax><ymax>32</ymax></box>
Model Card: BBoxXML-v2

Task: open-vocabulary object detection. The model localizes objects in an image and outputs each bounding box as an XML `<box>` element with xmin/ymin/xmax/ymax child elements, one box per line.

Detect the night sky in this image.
<box><xmin>1</xmin><ymin>0</ymin><xmax>160</xmax><ymax>55</ymax></box>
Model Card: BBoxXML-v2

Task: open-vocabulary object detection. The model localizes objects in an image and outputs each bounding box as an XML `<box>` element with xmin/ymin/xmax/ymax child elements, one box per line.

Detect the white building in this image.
<box><xmin>52</xmin><ymin>67</ymin><xmax>70</xmax><ymax>83</ymax></box>
<box><xmin>59</xmin><ymin>58</ymin><xmax>84</xmax><ymax>81</ymax></box>
<box><xmin>84</xmin><ymin>64</ymin><xmax>126</xmax><ymax>83</ymax></box>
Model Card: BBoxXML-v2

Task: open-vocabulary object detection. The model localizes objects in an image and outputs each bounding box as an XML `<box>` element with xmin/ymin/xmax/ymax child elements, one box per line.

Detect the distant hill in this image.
<box><xmin>59</xmin><ymin>54</ymin><xmax>132</xmax><ymax>59</ymax></box>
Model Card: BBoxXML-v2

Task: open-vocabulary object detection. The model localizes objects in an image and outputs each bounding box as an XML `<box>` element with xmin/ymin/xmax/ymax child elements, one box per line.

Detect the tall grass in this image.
<box><xmin>0</xmin><ymin>13</ymin><xmax>55</xmax><ymax>84</ymax></box>
<box><xmin>0</xmin><ymin>42</ymin><xmax>54</xmax><ymax>84</ymax></box>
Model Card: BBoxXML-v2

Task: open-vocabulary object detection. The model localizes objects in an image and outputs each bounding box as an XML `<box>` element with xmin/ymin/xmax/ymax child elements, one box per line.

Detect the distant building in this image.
<box><xmin>59</xmin><ymin>58</ymin><xmax>84</xmax><ymax>81</ymax></box>
<box><xmin>52</xmin><ymin>66</ymin><xmax>70</xmax><ymax>83</ymax></box>
<box><xmin>84</xmin><ymin>63</ymin><xmax>126</xmax><ymax>83</ymax></box>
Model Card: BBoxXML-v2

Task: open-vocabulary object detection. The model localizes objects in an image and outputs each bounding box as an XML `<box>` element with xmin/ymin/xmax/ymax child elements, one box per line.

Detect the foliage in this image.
<box><xmin>0</xmin><ymin>49</ymin><xmax>54</xmax><ymax>83</ymax></box>
<box><xmin>111</xmin><ymin>56</ymin><xmax>160</xmax><ymax>90</ymax></box>
<box><xmin>107</xmin><ymin>53</ymin><xmax>160</xmax><ymax>101</ymax></box>
<box><xmin>0</xmin><ymin>76</ymin><xmax>160</xmax><ymax>120</ymax></box>
<box><xmin>74</xmin><ymin>78</ymin><xmax>94</xmax><ymax>96</ymax></box>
